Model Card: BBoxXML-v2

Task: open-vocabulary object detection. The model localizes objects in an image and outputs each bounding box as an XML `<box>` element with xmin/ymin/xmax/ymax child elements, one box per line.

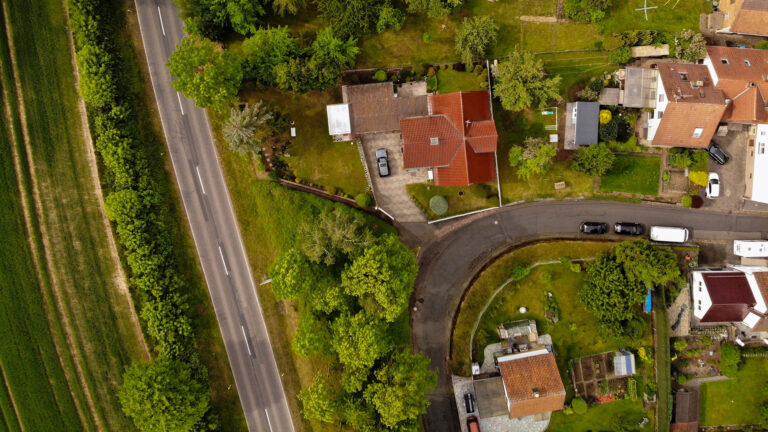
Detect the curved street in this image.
<box><xmin>411</xmin><ymin>200</ymin><xmax>768</xmax><ymax>432</ymax></box>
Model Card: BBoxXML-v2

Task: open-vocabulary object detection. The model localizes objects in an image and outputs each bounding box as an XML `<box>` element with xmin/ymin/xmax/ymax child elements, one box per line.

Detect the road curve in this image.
<box><xmin>413</xmin><ymin>200</ymin><xmax>767</xmax><ymax>432</ymax></box>
<box><xmin>133</xmin><ymin>2</ymin><xmax>294</xmax><ymax>431</ymax></box>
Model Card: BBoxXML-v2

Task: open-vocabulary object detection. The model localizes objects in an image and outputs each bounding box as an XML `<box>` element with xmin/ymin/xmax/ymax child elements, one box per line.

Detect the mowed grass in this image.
<box><xmin>117</xmin><ymin>1</ymin><xmax>248</xmax><ymax>427</ymax></box>
<box><xmin>407</xmin><ymin>183</ymin><xmax>498</xmax><ymax>219</ymax></box>
<box><xmin>240</xmin><ymin>85</ymin><xmax>368</xmax><ymax>196</ymax></box>
<box><xmin>549</xmin><ymin>399</ymin><xmax>653</xmax><ymax>432</ymax></box>
<box><xmin>2</xmin><ymin>0</ymin><xmax>151</xmax><ymax>430</ymax></box>
<box><xmin>700</xmin><ymin>357</ymin><xmax>768</xmax><ymax>426</ymax></box>
<box><xmin>600</xmin><ymin>155</ymin><xmax>661</xmax><ymax>196</ymax></box>
<box><xmin>451</xmin><ymin>241</ymin><xmax>615</xmax><ymax>375</ymax></box>
<box><xmin>436</xmin><ymin>69</ymin><xmax>485</xmax><ymax>93</ymax></box>
<box><xmin>601</xmin><ymin>0</ymin><xmax>709</xmax><ymax>34</ymax></box>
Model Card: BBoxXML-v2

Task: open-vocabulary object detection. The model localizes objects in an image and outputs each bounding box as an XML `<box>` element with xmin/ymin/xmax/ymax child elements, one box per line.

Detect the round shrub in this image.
<box><xmin>678</xmin><ymin>375</ymin><xmax>688</xmax><ymax>385</ymax></box>
<box><xmin>599</xmin><ymin>109</ymin><xmax>612</xmax><ymax>124</ymax></box>
<box><xmin>325</xmin><ymin>185</ymin><xmax>337</xmax><ymax>196</ymax></box>
<box><xmin>609</xmin><ymin>46</ymin><xmax>633</xmax><ymax>65</ymax></box>
<box><xmin>681</xmin><ymin>195</ymin><xmax>692</xmax><ymax>208</ymax></box>
<box><xmin>374</xmin><ymin>69</ymin><xmax>387</xmax><ymax>82</ymax></box>
<box><xmin>429</xmin><ymin>195</ymin><xmax>449</xmax><ymax>215</ymax></box>
<box><xmin>572</xmin><ymin>398</ymin><xmax>587</xmax><ymax>415</ymax></box>
<box><xmin>689</xmin><ymin>171</ymin><xmax>708</xmax><ymax>187</ymax></box>
<box><xmin>355</xmin><ymin>193</ymin><xmax>372</xmax><ymax>207</ymax></box>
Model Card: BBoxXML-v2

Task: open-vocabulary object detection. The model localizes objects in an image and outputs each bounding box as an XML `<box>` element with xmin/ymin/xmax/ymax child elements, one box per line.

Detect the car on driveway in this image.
<box><xmin>580</xmin><ymin>222</ymin><xmax>608</xmax><ymax>234</ymax></box>
<box><xmin>614</xmin><ymin>222</ymin><xmax>644</xmax><ymax>236</ymax></box>
<box><xmin>706</xmin><ymin>172</ymin><xmax>720</xmax><ymax>199</ymax></box>
<box><xmin>375</xmin><ymin>148</ymin><xmax>390</xmax><ymax>177</ymax></box>
<box><xmin>708</xmin><ymin>142</ymin><xmax>730</xmax><ymax>165</ymax></box>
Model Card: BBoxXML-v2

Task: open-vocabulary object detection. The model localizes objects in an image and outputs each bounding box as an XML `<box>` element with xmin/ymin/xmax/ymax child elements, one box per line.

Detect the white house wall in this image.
<box><xmin>703</xmin><ymin>55</ymin><xmax>719</xmax><ymax>86</ymax></box>
<box><xmin>647</xmin><ymin>74</ymin><xmax>668</xmax><ymax>141</ymax></box>
<box><xmin>692</xmin><ymin>271</ymin><xmax>713</xmax><ymax>320</ymax></box>
<box><xmin>752</xmin><ymin>124</ymin><xmax>768</xmax><ymax>204</ymax></box>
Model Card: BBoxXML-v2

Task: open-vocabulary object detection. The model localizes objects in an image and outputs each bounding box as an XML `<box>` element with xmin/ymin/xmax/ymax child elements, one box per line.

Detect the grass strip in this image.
<box><xmin>654</xmin><ymin>287</ymin><xmax>671</xmax><ymax>432</ymax></box>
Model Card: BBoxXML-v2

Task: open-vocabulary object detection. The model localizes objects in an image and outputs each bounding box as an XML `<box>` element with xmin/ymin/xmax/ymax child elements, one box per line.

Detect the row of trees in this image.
<box><xmin>579</xmin><ymin>240</ymin><xmax>682</xmax><ymax>337</ymax></box>
<box><xmin>68</xmin><ymin>0</ymin><xmax>214</xmax><ymax>430</ymax></box>
<box><xmin>269</xmin><ymin>209</ymin><xmax>436</xmax><ymax>431</ymax></box>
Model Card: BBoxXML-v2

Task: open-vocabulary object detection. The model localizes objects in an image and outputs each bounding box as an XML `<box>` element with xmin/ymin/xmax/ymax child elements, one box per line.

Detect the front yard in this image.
<box><xmin>600</xmin><ymin>155</ymin><xmax>661</xmax><ymax>196</ymax></box>
<box><xmin>700</xmin><ymin>357</ymin><xmax>768</xmax><ymax>427</ymax></box>
<box><xmin>407</xmin><ymin>183</ymin><xmax>498</xmax><ymax>220</ymax></box>
<box><xmin>549</xmin><ymin>399</ymin><xmax>653</xmax><ymax>432</ymax></box>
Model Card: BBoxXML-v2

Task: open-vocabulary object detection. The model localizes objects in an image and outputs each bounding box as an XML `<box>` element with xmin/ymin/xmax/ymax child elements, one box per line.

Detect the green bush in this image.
<box><xmin>571</xmin><ymin>397</ymin><xmax>587</xmax><ymax>415</ymax></box>
<box><xmin>325</xmin><ymin>185</ymin><xmax>338</xmax><ymax>196</ymax></box>
<box><xmin>373</xmin><ymin>69</ymin><xmax>387</xmax><ymax>82</ymax></box>
<box><xmin>599</xmin><ymin>118</ymin><xmax>619</xmax><ymax>142</ymax></box>
<box><xmin>423</xmin><ymin>32</ymin><xmax>432</xmax><ymax>43</ymax></box>
<box><xmin>681</xmin><ymin>195</ymin><xmax>692</xmax><ymax>208</ymax></box>
<box><xmin>426</xmin><ymin>75</ymin><xmax>438</xmax><ymax>92</ymax></box>
<box><xmin>720</xmin><ymin>344</ymin><xmax>742</xmax><ymax>377</ymax></box>
<box><xmin>669</xmin><ymin>150</ymin><xmax>692</xmax><ymax>169</ymax></box>
<box><xmin>355</xmin><ymin>193</ymin><xmax>373</xmax><ymax>207</ymax></box>
<box><xmin>673</xmin><ymin>338</ymin><xmax>688</xmax><ymax>352</ymax></box>
<box><xmin>429</xmin><ymin>195</ymin><xmax>448</xmax><ymax>215</ymax></box>
<box><xmin>756</xmin><ymin>41</ymin><xmax>768</xmax><ymax>50</ymax></box>
<box><xmin>689</xmin><ymin>171</ymin><xmax>708</xmax><ymax>187</ymax></box>
<box><xmin>570</xmin><ymin>263</ymin><xmax>582</xmax><ymax>273</ymax></box>
<box><xmin>608</xmin><ymin>46</ymin><xmax>633</xmax><ymax>65</ymax></box>
<box><xmin>510</xmin><ymin>265</ymin><xmax>531</xmax><ymax>281</ymax></box>
<box><xmin>678</xmin><ymin>375</ymin><xmax>688</xmax><ymax>385</ymax></box>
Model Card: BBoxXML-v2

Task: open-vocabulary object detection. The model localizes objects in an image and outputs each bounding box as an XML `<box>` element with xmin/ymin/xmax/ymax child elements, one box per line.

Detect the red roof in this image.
<box><xmin>401</xmin><ymin>91</ymin><xmax>498</xmax><ymax>186</ymax></box>
<box><xmin>700</xmin><ymin>272</ymin><xmax>757</xmax><ymax>322</ymax></box>
<box><xmin>498</xmin><ymin>352</ymin><xmax>566</xmax><ymax>418</ymax></box>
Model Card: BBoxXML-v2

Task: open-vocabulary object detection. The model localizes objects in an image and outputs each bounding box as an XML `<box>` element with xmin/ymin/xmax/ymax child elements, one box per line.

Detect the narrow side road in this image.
<box><xmin>133</xmin><ymin>2</ymin><xmax>294</xmax><ymax>431</ymax></box>
<box><xmin>413</xmin><ymin>200</ymin><xmax>767</xmax><ymax>432</ymax></box>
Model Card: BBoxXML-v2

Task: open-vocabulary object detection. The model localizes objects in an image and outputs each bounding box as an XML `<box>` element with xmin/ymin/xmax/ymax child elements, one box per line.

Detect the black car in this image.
<box><xmin>614</xmin><ymin>222</ymin><xmax>645</xmax><ymax>236</ymax></box>
<box><xmin>707</xmin><ymin>142</ymin><xmax>730</xmax><ymax>165</ymax></box>
<box><xmin>375</xmin><ymin>148</ymin><xmax>390</xmax><ymax>177</ymax></box>
<box><xmin>580</xmin><ymin>222</ymin><xmax>608</xmax><ymax>234</ymax></box>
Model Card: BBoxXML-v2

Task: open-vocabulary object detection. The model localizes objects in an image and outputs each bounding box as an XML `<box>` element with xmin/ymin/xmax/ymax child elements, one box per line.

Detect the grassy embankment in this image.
<box><xmin>118</xmin><ymin>1</ymin><xmax>248</xmax><ymax>428</ymax></box>
<box><xmin>0</xmin><ymin>0</ymin><xmax>149</xmax><ymax>430</ymax></box>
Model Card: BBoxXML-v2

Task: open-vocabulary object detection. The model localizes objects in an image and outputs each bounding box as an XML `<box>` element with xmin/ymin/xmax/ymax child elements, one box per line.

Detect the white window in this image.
<box><xmin>658</xmin><ymin>93</ymin><xmax>665</xmax><ymax>103</ymax></box>
<box><xmin>721</xmin><ymin>58</ymin><xmax>730</xmax><ymax>65</ymax></box>
<box><xmin>692</xmin><ymin>127</ymin><xmax>704</xmax><ymax>138</ymax></box>
<box><xmin>745</xmin><ymin>59</ymin><xmax>751</xmax><ymax>67</ymax></box>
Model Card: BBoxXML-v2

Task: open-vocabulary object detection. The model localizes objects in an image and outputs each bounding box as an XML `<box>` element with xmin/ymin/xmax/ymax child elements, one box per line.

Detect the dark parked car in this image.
<box><xmin>580</xmin><ymin>222</ymin><xmax>608</xmax><ymax>234</ymax></box>
<box><xmin>464</xmin><ymin>393</ymin><xmax>475</xmax><ymax>414</ymax></box>
<box><xmin>614</xmin><ymin>222</ymin><xmax>645</xmax><ymax>236</ymax></box>
<box><xmin>707</xmin><ymin>142</ymin><xmax>730</xmax><ymax>165</ymax></box>
<box><xmin>375</xmin><ymin>148</ymin><xmax>390</xmax><ymax>177</ymax></box>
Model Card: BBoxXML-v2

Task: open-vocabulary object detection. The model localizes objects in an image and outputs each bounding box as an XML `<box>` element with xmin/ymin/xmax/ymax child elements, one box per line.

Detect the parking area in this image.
<box><xmin>361</xmin><ymin>132</ymin><xmax>427</xmax><ymax>222</ymax></box>
<box><xmin>699</xmin><ymin>129</ymin><xmax>747</xmax><ymax>211</ymax></box>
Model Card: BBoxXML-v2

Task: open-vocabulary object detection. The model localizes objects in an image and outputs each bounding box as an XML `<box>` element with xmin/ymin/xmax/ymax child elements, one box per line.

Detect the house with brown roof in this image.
<box><xmin>647</xmin><ymin>63</ymin><xmax>727</xmax><ymax>148</ymax></box>
<box><xmin>692</xmin><ymin>266</ymin><xmax>768</xmax><ymax>332</ymax></box>
<box><xmin>714</xmin><ymin>0</ymin><xmax>768</xmax><ymax>37</ymax></box>
<box><xmin>496</xmin><ymin>348</ymin><xmax>566</xmax><ymax>419</ymax></box>
<box><xmin>400</xmin><ymin>91</ymin><xmax>498</xmax><ymax>186</ymax></box>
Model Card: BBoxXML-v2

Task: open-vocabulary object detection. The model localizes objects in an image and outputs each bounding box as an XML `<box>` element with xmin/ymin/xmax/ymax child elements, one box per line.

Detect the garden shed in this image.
<box><xmin>612</xmin><ymin>351</ymin><xmax>636</xmax><ymax>377</ymax></box>
<box><xmin>564</xmin><ymin>102</ymin><xmax>599</xmax><ymax>150</ymax></box>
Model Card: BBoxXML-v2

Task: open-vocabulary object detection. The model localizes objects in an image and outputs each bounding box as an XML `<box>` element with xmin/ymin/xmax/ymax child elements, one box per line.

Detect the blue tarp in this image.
<box><xmin>644</xmin><ymin>287</ymin><xmax>652</xmax><ymax>313</ymax></box>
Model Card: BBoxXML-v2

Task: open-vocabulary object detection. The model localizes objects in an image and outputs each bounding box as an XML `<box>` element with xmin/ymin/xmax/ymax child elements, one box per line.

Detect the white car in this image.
<box><xmin>706</xmin><ymin>173</ymin><xmax>720</xmax><ymax>199</ymax></box>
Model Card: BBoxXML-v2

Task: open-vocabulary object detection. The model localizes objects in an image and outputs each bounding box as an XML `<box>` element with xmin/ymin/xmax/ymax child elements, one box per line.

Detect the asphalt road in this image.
<box><xmin>133</xmin><ymin>2</ymin><xmax>294</xmax><ymax>431</ymax></box>
<box><xmin>412</xmin><ymin>200</ymin><xmax>768</xmax><ymax>432</ymax></box>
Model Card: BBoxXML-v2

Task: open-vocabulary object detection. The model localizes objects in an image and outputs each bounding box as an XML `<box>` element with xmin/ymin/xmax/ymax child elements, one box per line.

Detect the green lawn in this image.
<box><xmin>240</xmin><ymin>85</ymin><xmax>368</xmax><ymax>196</ymax></box>
<box><xmin>700</xmin><ymin>357</ymin><xmax>768</xmax><ymax>426</ymax></box>
<box><xmin>407</xmin><ymin>183</ymin><xmax>498</xmax><ymax>219</ymax></box>
<box><xmin>452</xmin><ymin>241</ymin><xmax>616</xmax><ymax>375</ymax></box>
<box><xmin>436</xmin><ymin>69</ymin><xmax>485</xmax><ymax>93</ymax></box>
<box><xmin>549</xmin><ymin>399</ymin><xmax>653</xmax><ymax>432</ymax></box>
<box><xmin>601</xmin><ymin>0</ymin><xmax>709</xmax><ymax>35</ymax></box>
<box><xmin>600</xmin><ymin>155</ymin><xmax>661</xmax><ymax>196</ymax></box>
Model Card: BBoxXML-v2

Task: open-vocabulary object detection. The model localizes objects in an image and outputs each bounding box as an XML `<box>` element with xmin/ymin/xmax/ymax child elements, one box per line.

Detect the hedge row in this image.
<box><xmin>67</xmin><ymin>0</ymin><xmax>197</xmax><ymax>362</ymax></box>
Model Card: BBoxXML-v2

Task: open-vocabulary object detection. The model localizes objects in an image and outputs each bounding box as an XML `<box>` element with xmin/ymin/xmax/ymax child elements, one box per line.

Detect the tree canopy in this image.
<box><xmin>404</xmin><ymin>0</ymin><xmax>461</xmax><ymax>17</ymax></box>
<box><xmin>272</xmin><ymin>0</ymin><xmax>305</xmax><ymax>15</ymax></box>
<box><xmin>580</xmin><ymin>252</ymin><xmax>646</xmax><ymax>331</ymax></box>
<box><xmin>494</xmin><ymin>50</ymin><xmax>561</xmax><ymax>111</ymax></box>
<box><xmin>222</xmin><ymin>102</ymin><xmax>275</xmax><ymax>155</ymax></box>
<box><xmin>572</xmin><ymin>143</ymin><xmax>615</xmax><ymax>176</ymax></box>
<box><xmin>269</xmin><ymin>248</ymin><xmax>334</xmax><ymax>300</ymax></box>
<box><xmin>298</xmin><ymin>374</ymin><xmax>338</xmax><ymax>423</ymax></box>
<box><xmin>168</xmin><ymin>36</ymin><xmax>243</xmax><ymax>109</ymax></box>
<box><xmin>612</xmin><ymin>239</ymin><xmax>681</xmax><ymax>288</ymax></box>
<box><xmin>508</xmin><ymin>137</ymin><xmax>557</xmax><ymax>180</ymax></box>
<box><xmin>242</xmin><ymin>26</ymin><xmax>299</xmax><ymax>84</ymax></box>
<box><xmin>226</xmin><ymin>0</ymin><xmax>266</xmax><ymax>35</ymax></box>
<box><xmin>341</xmin><ymin>234</ymin><xmax>419</xmax><ymax>322</ymax></box>
<box><xmin>331</xmin><ymin>312</ymin><xmax>393</xmax><ymax>370</ymax></box>
<box><xmin>564</xmin><ymin>0</ymin><xmax>612</xmax><ymax>23</ymax></box>
<box><xmin>454</xmin><ymin>16</ymin><xmax>498</xmax><ymax>64</ymax></box>
<box><xmin>118</xmin><ymin>357</ymin><xmax>210</xmax><ymax>432</ymax></box>
<box><xmin>298</xmin><ymin>208</ymin><xmax>375</xmax><ymax>266</ymax></box>
<box><xmin>316</xmin><ymin>0</ymin><xmax>392</xmax><ymax>38</ymax></box>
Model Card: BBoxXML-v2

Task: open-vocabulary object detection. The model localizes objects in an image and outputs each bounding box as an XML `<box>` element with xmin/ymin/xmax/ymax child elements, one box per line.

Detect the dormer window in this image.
<box><xmin>721</xmin><ymin>58</ymin><xmax>730</xmax><ymax>65</ymax></box>
<box><xmin>692</xmin><ymin>128</ymin><xmax>704</xmax><ymax>138</ymax></box>
<box><xmin>679</xmin><ymin>72</ymin><xmax>689</xmax><ymax>81</ymax></box>
<box><xmin>430</xmin><ymin>137</ymin><xmax>439</xmax><ymax>146</ymax></box>
<box><xmin>745</xmin><ymin>59</ymin><xmax>751</xmax><ymax>67</ymax></box>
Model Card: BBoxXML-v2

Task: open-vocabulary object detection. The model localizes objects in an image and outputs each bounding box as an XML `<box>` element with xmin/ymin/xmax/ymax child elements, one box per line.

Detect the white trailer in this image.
<box><xmin>734</xmin><ymin>240</ymin><xmax>768</xmax><ymax>258</ymax></box>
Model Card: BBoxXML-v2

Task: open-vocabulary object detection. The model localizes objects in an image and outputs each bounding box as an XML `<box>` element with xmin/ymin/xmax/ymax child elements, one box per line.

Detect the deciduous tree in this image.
<box><xmin>612</xmin><ymin>239</ymin><xmax>681</xmax><ymax>288</ymax></box>
<box><xmin>673</xmin><ymin>30</ymin><xmax>706</xmax><ymax>61</ymax></box>
<box><xmin>118</xmin><ymin>357</ymin><xmax>209</xmax><ymax>432</ymax></box>
<box><xmin>292</xmin><ymin>312</ymin><xmax>332</xmax><ymax>356</ymax></box>
<box><xmin>404</xmin><ymin>0</ymin><xmax>461</xmax><ymax>17</ymax></box>
<box><xmin>298</xmin><ymin>374</ymin><xmax>338</xmax><ymax>423</ymax></box>
<box><xmin>364</xmin><ymin>349</ymin><xmax>437</xmax><ymax>428</ymax></box>
<box><xmin>341</xmin><ymin>234</ymin><xmax>418</xmax><ymax>322</ymax></box>
<box><xmin>564</xmin><ymin>0</ymin><xmax>611</xmax><ymax>23</ymax></box>
<box><xmin>494</xmin><ymin>50</ymin><xmax>561</xmax><ymax>111</ymax></box>
<box><xmin>316</xmin><ymin>0</ymin><xmax>388</xmax><ymax>38</ymax></box>
<box><xmin>508</xmin><ymin>137</ymin><xmax>557</xmax><ymax>180</ymax></box>
<box><xmin>242</xmin><ymin>26</ymin><xmax>299</xmax><ymax>84</ymax></box>
<box><xmin>298</xmin><ymin>209</ymin><xmax>374</xmax><ymax>265</ymax></box>
<box><xmin>168</xmin><ymin>36</ymin><xmax>243</xmax><ymax>109</ymax></box>
<box><xmin>226</xmin><ymin>0</ymin><xmax>265</xmax><ymax>35</ymax></box>
<box><xmin>272</xmin><ymin>0</ymin><xmax>305</xmax><ymax>15</ymax></box>
<box><xmin>269</xmin><ymin>248</ymin><xmax>334</xmax><ymax>300</ymax></box>
<box><xmin>454</xmin><ymin>16</ymin><xmax>498</xmax><ymax>64</ymax></box>
<box><xmin>572</xmin><ymin>143</ymin><xmax>615</xmax><ymax>176</ymax></box>
<box><xmin>580</xmin><ymin>253</ymin><xmax>646</xmax><ymax>328</ymax></box>
<box><xmin>331</xmin><ymin>312</ymin><xmax>393</xmax><ymax>370</ymax></box>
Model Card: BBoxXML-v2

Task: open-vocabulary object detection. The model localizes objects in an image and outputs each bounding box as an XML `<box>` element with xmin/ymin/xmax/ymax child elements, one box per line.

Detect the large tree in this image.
<box><xmin>508</xmin><ymin>137</ymin><xmax>557</xmax><ymax>180</ymax></box>
<box><xmin>316</xmin><ymin>0</ymin><xmax>387</xmax><ymax>38</ymax></box>
<box><xmin>494</xmin><ymin>50</ymin><xmax>561</xmax><ymax>112</ymax></box>
<box><xmin>454</xmin><ymin>16</ymin><xmax>498</xmax><ymax>64</ymax></box>
<box><xmin>226</xmin><ymin>0</ymin><xmax>266</xmax><ymax>35</ymax></box>
<box><xmin>118</xmin><ymin>357</ymin><xmax>209</xmax><ymax>432</ymax></box>
<box><xmin>331</xmin><ymin>312</ymin><xmax>393</xmax><ymax>370</ymax></box>
<box><xmin>364</xmin><ymin>349</ymin><xmax>437</xmax><ymax>429</ymax></box>
<box><xmin>292</xmin><ymin>311</ymin><xmax>333</xmax><ymax>357</ymax></box>
<box><xmin>404</xmin><ymin>0</ymin><xmax>461</xmax><ymax>18</ymax></box>
<box><xmin>298</xmin><ymin>208</ymin><xmax>374</xmax><ymax>266</ymax></box>
<box><xmin>269</xmin><ymin>248</ymin><xmax>334</xmax><ymax>300</ymax></box>
<box><xmin>168</xmin><ymin>36</ymin><xmax>243</xmax><ymax>109</ymax></box>
<box><xmin>222</xmin><ymin>102</ymin><xmax>274</xmax><ymax>155</ymax></box>
<box><xmin>272</xmin><ymin>0</ymin><xmax>305</xmax><ymax>15</ymax></box>
<box><xmin>242</xmin><ymin>26</ymin><xmax>299</xmax><ymax>84</ymax></box>
<box><xmin>612</xmin><ymin>239</ymin><xmax>681</xmax><ymax>288</ymax></box>
<box><xmin>341</xmin><ymin>234</ymin><xmax>418</xmax><ymax>322</ymax></box>
<box><xmin>572</xmin><ymin>142</ymin><xmax>615</xmax><ymax>176</ymax></box>
<box><xmin>298</xmin><ymin>374</ymin><xmax>338</xmax><ymax>423</ymax></box>
<box><xmin>563</xmin><ymin>0</ymin><xmax>611</xmax><ymax>23</ymax></box>
<box><xmin>579</xmin><ymin>253</ymin><xmax>646</xmax><ymax>330</ymax></box>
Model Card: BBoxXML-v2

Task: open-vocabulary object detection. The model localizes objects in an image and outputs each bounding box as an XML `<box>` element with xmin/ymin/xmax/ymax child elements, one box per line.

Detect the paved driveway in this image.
<box><xmin>700</xmin><ymin>129</ymin><xmax>747</xmax><ymax>211</ymax></box>
<box><xmin>361</xmin><ymin>133</ymin><xmax>427</xmax><ymax>223</ymax></box>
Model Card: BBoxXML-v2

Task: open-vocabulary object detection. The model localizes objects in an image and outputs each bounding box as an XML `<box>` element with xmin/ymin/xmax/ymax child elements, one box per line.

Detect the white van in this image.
<box><xmin>734</xmin><ymin>240</ymin><xmax>768</xmax><ymax>258</ymax></box>
<box><xmin>650</xmin><ymin>226</ymin><xmax>689</xmax><ymax>243</ymax></box>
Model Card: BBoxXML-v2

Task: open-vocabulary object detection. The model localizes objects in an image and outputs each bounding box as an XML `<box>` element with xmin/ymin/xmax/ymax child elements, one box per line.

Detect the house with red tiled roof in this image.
<box><xmin>401</xmin><ymin>91</ymin><xmax>498</xmax><ymax>186</ymax></box>
<box><xmin>496</xmin><ymin>348</ymin><xmax>566</xmax><ymax>419</ymax></box>
<box><xmin>713</xmin><ymin>0</ymin><xmax>768</xmax><ymax>37</ymax></box>
<box><xmin>692</xmin><ymin>266</ymin><xmax>768</xmax><ymax>333</ymax></box>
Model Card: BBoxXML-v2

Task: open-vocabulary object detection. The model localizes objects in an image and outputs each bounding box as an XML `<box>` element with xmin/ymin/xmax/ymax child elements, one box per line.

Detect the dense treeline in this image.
<box><xmin>67</xmin><ymin>0</ymin><xmax>214</xmax><ymax>430</ymax></box>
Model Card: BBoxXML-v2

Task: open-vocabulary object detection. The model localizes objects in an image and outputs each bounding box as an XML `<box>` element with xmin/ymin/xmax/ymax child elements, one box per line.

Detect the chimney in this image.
<box><xmin>430</xmin><ymin>137</ymin><xmax>439</xmax><ymax>146</ymax></box>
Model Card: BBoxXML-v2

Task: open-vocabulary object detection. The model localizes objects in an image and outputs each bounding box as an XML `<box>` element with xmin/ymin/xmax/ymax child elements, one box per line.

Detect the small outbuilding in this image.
<box><xmin>612</xmin><ymin>351</ymin><xmax>636</xmax><ymax>377</ymax></box>
<box><xmin>564</xmin><ymin>102</ymin><xmax>599</xmax><ymax>150</ymax></box>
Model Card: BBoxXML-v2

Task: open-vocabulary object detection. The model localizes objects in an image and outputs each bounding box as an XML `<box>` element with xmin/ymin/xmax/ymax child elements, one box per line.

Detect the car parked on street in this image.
<box><xmin>707</xmin><ymin>142</ymin><xmax>730</xmax><ymax>165</ymax></box>
<box><xmin>375</xmin><ymin>148</ymin><xmax>390</xmax><ymax>177</ymax></box>
<box><xmin>614</xmin><ymin>222</ymin><xmax>645</xmax><ymax>236</ymax></box>
<box><xmin>706</xmin><ymin>173</ymin><xmax>720</xmax><ymax>199</ymax></box>
<box><xmin>580</xmin><ymin>222</ymin><xmax>608</xmax><ymax>234</ymax></box>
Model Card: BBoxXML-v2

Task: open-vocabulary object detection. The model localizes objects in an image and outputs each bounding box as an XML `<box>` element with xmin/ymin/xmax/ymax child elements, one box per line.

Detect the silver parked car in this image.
<box><xmin>376</xmin><ymin>148</ymin><xmax>390</xmax><ymax>177</ymax></box>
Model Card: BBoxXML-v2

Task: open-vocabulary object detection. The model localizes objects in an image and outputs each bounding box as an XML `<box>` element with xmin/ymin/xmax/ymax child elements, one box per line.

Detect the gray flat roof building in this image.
<box><xmin>564</xmin><ymin>102</ymin><xmax>599</xmax><ymax>149</ymax></box>
<box><xmin>623</xmin><ymin>67</ymin><xmax>658</xmax><ymax>109</ymax></box>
